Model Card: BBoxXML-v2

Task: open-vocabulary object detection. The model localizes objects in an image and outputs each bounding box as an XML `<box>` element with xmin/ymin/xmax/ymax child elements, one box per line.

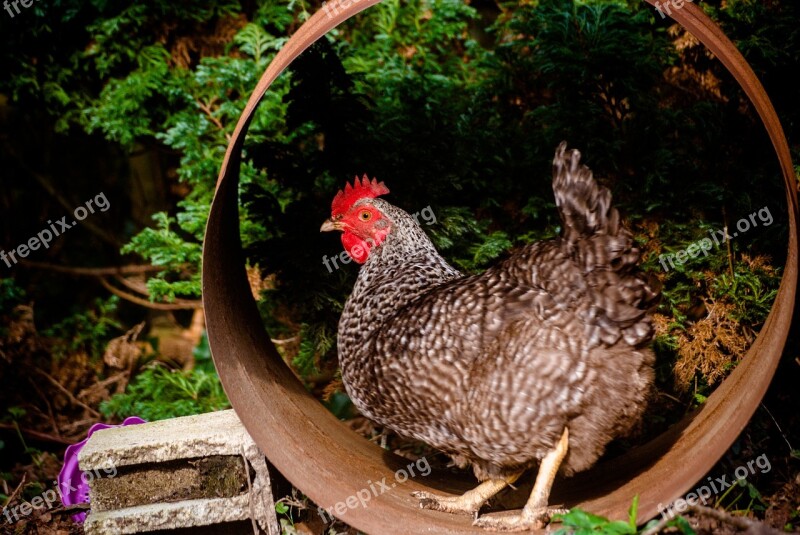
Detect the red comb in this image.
<box><xmin>331</xmin><ymin>175</ymin><xmax>390</xmax><ymax>216</ymax></box>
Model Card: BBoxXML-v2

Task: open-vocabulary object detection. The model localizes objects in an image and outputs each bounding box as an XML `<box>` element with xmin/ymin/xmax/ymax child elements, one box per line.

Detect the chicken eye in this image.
<box><xmin>359</xmin><ymin>210</ymin><xmax>372</xmax><ymax>221</ymax></box>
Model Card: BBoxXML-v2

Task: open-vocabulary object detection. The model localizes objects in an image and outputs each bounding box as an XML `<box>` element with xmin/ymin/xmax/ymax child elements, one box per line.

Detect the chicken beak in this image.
<box><xmin>320</xmin><ymin>219</ymin><xmax>342</xmax><ymax>232</ymax></box>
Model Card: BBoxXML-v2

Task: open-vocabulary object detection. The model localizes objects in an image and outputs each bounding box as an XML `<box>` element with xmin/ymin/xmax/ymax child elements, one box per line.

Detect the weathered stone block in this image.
<box><xmin>78</xmin><ymin>410</ymin><xmax>279</xmax><ymax>535</ymax></box>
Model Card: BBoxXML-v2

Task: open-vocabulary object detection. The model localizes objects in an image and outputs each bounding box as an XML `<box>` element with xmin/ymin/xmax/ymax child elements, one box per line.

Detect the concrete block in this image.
<box><xmin>85</xmin><ymin>495</ymin><xmax>253</xmax><ymax>534</ymax></box>
<box><xmin>78</xmin><ymin>410</ymin><xmax>280</xmax><ymax>535</ymax></box>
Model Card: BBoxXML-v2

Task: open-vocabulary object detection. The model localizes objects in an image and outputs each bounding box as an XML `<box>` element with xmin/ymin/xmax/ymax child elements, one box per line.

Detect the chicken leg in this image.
<box><xmin>474</xmin><ymin>427</ymin><xmax>570</xmax><ymax>531</ymax></box>
<box><xmin>412</xmin><ymin>470</ymin><xmax>523</xmax><ymax>517</ymax></box>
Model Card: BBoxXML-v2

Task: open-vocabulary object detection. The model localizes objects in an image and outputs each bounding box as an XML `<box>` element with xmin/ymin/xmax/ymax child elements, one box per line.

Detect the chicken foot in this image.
<box><xmin>412</xmin><ymin>471</ymin><xmax>523</xmax><ymax>517</ymax></box>
<box><xmin>474</xmin><ymin>427</ymin><xmax>570</xmax><ymax>532</ymax></box>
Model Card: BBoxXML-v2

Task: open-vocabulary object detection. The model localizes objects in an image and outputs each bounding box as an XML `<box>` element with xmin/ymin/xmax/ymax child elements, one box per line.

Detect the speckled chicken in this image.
<box><xmin>320</xmin><ymin>143</ymin><xmax>659</xmax><ymax>531</ymax></box>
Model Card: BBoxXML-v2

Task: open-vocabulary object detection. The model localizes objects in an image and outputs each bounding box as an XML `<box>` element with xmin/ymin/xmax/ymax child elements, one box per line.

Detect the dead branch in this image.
<box><xmin>34</xmin><ymin>369</ymin><xmax>101</xmax><ymax>418</ymax></box>
<box><xmin>642</xmin><ymin>504</ymin><xmax>782</xmax><ymax>535</ymax></box>
<box><xmin>99</xmin><ymin>277</ymin><xmax>202</xmax><ymax>310</ymax></box>
<box><xmin>2</xmin><ymin>474</ymin><xmax>27</xmax><ymax>508</ymax></box>
<box><xmin>197</xmin><ymin>97</ymin><xmax>232</xmax><ymax>142</ymax></box>
<box><xmin>21</xmin><ymin>261</ymin><xmax>200</xmax><ymax>310</ymax></box>
<box><xmin>20</xmin><ymin>261</ymin><xmax>164</xmax><ymax>276</ymax></box>
<box><xmin>58</xmin><ymin>418</ymin><xmax>97</xmax><ymax>438</ymax></box>
<box><xmin>113</xmin><ymin>274</ymin><xmax>152</xmax><ymax>296</ymax></box>
<box><xmin>78</xmin><ymin>372</ymin><xmax>129</xmax><ymax>397</ymax></box>
<box><xmin>0</xmin><ymin>425</ymin><xmax>72</xmax><ymax>446</ymax></box>
<box><xmin>5</xmin><ymin>146</ymin><xmax>119</xmax><ymax>247</ymax></box>
<box><xmin>27</xmin><ymin>377</ymin><xmax>62</xmax><ymax>438</ymax></box>
<box><xmin>49</xmin><ymin>503</ymin><xmax>91</xmax><ymax>515</ymax></box>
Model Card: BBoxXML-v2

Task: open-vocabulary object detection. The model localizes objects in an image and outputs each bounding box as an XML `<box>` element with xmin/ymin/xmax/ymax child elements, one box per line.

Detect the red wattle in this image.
<box><xmin>341</xmin><ymin>232</ymin><xmax>370</xmax><ymax>264</ymax></box>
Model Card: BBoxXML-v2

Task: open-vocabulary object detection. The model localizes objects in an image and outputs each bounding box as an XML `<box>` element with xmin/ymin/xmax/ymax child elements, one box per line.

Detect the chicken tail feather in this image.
<box><xmin>552</xmin><ymin>141</ymin><xmax>660</xmax><ymax>347</ymax></box>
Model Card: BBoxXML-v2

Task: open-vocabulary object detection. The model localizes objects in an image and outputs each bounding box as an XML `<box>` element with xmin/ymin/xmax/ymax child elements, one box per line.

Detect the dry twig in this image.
<box><xmin>99</xmin><ymin>277</ymin><xmax>202</xmax><ymax>310</ymax></box>
<box><xmin>19</xmin><ymin>261</ymin><xmax>164</xmax><ymax>276</ymax></box>
<box><xmin>34</xmin><ymin>369</ymin><xmax>101</xmax><ymax>418</ymax></box>
<box><xmin>2</xmin><ymin>474</ymin><xmax>27</xmax><ymax>509</ymax></box>
<box><xmin>28</xmin><ymin>377</ymin><xmax>61</xmax><ymax>438</ymax></box>
<box><xmin>0</xmin><ymin>424</ymin><xmax>72</xmax><ymax>446</ymax></box>
<box><xmin>642</xmin><ymin>504</ymin><xmax>782</xmax><ymax>535</ymax></box>
<box><xmin>197</xmin><ymin>97</ymin><xmax>232</xmax><ymax>142</ymax></box>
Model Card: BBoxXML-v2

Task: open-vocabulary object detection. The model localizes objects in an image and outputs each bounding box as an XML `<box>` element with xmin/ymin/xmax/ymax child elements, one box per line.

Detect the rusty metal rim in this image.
<box><xmin>202</xmin><ymin>2</ymin><xmax>798</xmax><ymax>533</ymax></box>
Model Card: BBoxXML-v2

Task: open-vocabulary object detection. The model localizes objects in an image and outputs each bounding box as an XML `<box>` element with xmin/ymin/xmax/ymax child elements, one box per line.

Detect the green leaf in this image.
<box><xmin>553</xmin><ymin>502</ymin><xmax>637</xmax><ymax>534</ymax></box>
<box><xmin>324</xmin><ymin>392</ymin><xmax>355</xmax><ymax>421</ymax></box>
<box><xmin>628</xmin><ymin>494</ymin><xmax>639</xmax><ymax>529</ymax></box>
<box><xmin>7</xmin><ymin>407</ymin><xmax>26</xmax><ymax>420</ymax></box>
<box><xmin>470</xmin><ymin>231</ymin><xmax>513</xmax><ymax>267</ymax></box>
<box><xmin>673</xmin><ymin>515</ymin><xmax>697</xmax><ymax>535</ymax></box>
<box><xmin>233</xmin><ymin>23</ymin><xmax>280</xmax><ymax>64</ymax></box>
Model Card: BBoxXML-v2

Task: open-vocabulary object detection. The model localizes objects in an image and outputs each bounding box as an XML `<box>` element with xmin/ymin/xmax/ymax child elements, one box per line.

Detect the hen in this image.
<box><xmin>320</xmin><ymin>143</ymin><xmax>659</xmax><ymax>531</ymax></box>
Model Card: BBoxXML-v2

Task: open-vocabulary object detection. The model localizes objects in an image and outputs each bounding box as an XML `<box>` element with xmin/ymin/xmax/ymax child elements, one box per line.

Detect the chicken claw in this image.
<box><xmin>474</xmin><ymin>427</ymin><xmax>570</xmax><ymax>532</ymax></box>
<box><xmin>473</xmin><ymin>506</ymin><xmax>569</xmax><ymax>531</ymax></box>
<box><xmin>412</xmin><ymin>472</ymin><xmax>522</xmax><ymax>516</ymax></box>
<box><xmin>412</xmin><ymin>490</ymin><xmax>484</xmax><ymax>516</ymax></box>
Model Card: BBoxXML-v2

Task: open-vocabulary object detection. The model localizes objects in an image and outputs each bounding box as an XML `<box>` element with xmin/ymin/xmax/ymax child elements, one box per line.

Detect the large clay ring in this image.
<box><xmin>202</xmin><ymin>2</ymin><xmax>798</xmax><ymax>532</ymax></box>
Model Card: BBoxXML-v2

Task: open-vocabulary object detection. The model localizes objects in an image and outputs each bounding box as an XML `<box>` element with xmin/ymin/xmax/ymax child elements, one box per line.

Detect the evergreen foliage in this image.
<box><xmin>99</xmin><ymin>333</ymin><xmax>231</xmax><ymax>420</ymax></box>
